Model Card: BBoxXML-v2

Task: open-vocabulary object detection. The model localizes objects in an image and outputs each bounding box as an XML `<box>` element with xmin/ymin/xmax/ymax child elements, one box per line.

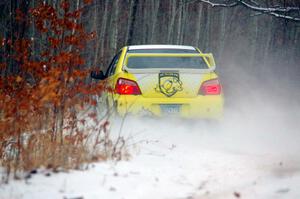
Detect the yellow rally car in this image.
<box><xmin>91</xmin><ymin>45</ymin><xmax>224</xmax><ymax>119</ymax></box>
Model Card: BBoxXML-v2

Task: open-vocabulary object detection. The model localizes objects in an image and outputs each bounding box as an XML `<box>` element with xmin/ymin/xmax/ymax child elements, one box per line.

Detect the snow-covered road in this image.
<box><xmin>1</xmin><ymin>104</ymin><xmax>300</xmax><ymax>199</ymax></box>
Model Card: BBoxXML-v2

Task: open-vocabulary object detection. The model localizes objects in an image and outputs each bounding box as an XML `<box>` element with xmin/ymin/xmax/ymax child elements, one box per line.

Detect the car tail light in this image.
<box><xmin>199</xmin><ymin>78</ymin><xmax>221</xmax><ymax>95</ymax></box>
<box><xmin>115</xmin><ymin>78</ymin><xmax>142</xmax><ymax>95</ymax></box>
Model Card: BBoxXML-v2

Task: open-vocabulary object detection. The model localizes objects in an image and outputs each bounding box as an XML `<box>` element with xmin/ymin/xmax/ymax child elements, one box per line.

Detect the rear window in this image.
<box><xmin>126</xmin><ymin>56</ymin><xmax>208</xmax><ymax>69</ymax></box>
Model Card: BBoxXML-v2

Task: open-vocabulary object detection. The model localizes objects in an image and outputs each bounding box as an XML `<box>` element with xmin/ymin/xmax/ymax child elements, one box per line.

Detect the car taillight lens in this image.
<box><xmin>199</xmin><ymin>78</ymin><xmax>221</xmax><ymax>95</ymax></box>
<box><xmin>115</xmin><ymin>78</ymin><xmax>142</xmax><ymax>95</ymax></box>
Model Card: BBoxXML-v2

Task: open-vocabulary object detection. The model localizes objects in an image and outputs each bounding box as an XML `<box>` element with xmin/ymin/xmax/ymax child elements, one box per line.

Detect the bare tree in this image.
<box><xmin>127</xmin><ymin>0</ymin><xmax>139</xmax><ymax>45</ymax></box>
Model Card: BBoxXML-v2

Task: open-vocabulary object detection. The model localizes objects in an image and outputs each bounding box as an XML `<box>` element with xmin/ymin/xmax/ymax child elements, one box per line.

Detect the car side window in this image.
<box><xmin>106</xmin><ymin>51</ymin><xmax>121</xmax><ymax>77</ymax></box>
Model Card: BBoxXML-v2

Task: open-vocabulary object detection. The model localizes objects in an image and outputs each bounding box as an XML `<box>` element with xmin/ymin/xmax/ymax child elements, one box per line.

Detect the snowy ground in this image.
<box><xmin>1</xmin><ymin>101</ymin><xmax>300</xmax><ymax>199</ymax></box>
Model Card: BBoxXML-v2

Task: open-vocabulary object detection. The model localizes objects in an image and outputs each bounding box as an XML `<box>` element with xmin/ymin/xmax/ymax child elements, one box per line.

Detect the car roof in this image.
<box><xmin>128</xmin><ymin>45</ymin><xmax>196</xmax><ymax>50</ymax></box>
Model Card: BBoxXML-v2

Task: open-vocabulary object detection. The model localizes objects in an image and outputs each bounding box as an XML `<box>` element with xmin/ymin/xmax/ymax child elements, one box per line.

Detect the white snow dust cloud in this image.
<box><xmin>111</xmin><ymin>63</ymin><xmax>300</xmax><ymax>161</ymax></box>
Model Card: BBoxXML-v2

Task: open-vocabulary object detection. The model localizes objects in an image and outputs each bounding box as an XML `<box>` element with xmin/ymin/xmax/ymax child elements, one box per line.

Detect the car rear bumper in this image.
<box><xmin>114</xmin><ymin>95</ymin><xmax>224</xmax><ymax>119</ymax></box>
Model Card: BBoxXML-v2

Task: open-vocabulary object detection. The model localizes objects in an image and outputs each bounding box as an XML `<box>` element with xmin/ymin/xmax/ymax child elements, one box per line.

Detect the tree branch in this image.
<box><xmin>238</xmin><ymin>0</ymin><xmax>300</xmax><ymax>21</ymax></box>
<box><xmin>191</xmin><ymin>0</ymin><xmax>300</xmax><ymax>22</ymax></box>
<box><xmin>239</xmin><ymin>0</ymin><xmax>300</xmax><ymax>13</ymax></box>
<box><xmin>185</xmin><ymin>0</ymin><xmax>237</xmax><ymax>7</ymax></box>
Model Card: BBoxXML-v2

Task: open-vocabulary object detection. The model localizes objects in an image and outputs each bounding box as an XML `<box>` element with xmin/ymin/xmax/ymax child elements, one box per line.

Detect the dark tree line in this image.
<box><xmin>1</xmin><ymin>0</ymin><xmax>299</xmax><ymax>84</ymax></box>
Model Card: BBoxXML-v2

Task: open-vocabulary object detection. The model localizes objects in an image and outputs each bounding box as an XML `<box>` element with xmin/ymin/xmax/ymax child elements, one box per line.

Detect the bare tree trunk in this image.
<box><xmin>113</xmin><ymin>0</ymin><xmax>119</xmax><ymax>52</ymax></box>
<box><xmin>195</xmin><ymin>3</ymin><xmax>203</xmax><ymax>46</ymax></box>
<box><xmin>218</xmin><ymin>7</ymin><xmax>228</xmax><ymax>59</ymax></box>
<box><xmin>69</xmin><ymin>0</ymin><xmax>80</xmax><ymax>52</ymax></box>
<box><xmin>262</xmin><ymin>19</ymin><xmax>273</xmax><ymax>69</ymax></box>
<box><xmin>99</xmin><ymin>0</ymin><xmax>109</xmax><ymax>65</ymax></box>
<box><xmin>179</xmin><ymin>2</ymin><xmax>188</xmax><ymax>44</ymax></box>
<box><xmin>141</xmin><ymin>0</ymin><xmax>148</xmax><ymax>44</ymax></box>
<box><xmin>109</xmin><ymin>0</ymin><xmax>119</xmax><ymax>54</ymax></box>
<box><xmin>125</xmin><ymin>0</ymin><xmax>135</xmax><ymax>44</ymax></box>
<box><xmin>93</xmin><ymin>1</ymin><xmax>99</xmax><ymax>66</ymax></box>
<box><xmin>204</xmin><ymin>5</ymin><xmax>211</xmax><ymax>51</ymax></box>
<box><xmin>167</xmin><ymin>1</ymin><xmax>177</xmax><ymax>43</ymax></box>
<box><xmin>149</xmin><ymin>0</ymin><xmax>160</xmax><ymax>43</ymax></box>
<box><xmin>176</xmin><ymin>0</ymin><xmax>182</xmax><ymax>44</ymax></box>
<box><xmin>249</xmin><ymin>15</ymin><xmax>259</xmax><ymax>73</ymax></box>
<box><xmin>126</xmin><ymin>0</ymin><xmax>139</xmax><ymax>45</ymax></box>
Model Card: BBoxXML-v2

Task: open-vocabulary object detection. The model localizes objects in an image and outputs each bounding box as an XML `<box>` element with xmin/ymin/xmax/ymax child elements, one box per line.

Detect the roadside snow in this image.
<box><xmin>1</xmin><ymin>107</ymin><xmax>300</xmax><ymax>199</ymax></box>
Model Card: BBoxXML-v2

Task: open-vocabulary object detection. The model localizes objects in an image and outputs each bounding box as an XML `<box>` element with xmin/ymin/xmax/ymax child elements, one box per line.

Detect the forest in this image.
<box><xmin>0</xmin><ymin>0</ymin><xmax>300</xmax><ymax>182</ymax></box>
<box><xmin>2</xmin><ymin>0</ymin><xmax>300</xmax><ymax>75</ymax></box>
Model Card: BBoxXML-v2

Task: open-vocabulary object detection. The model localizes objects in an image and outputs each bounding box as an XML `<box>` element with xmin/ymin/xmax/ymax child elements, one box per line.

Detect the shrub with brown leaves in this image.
<box><xmin>0</xmin><ymin>0</ymin><xmax>125</xmax><ymax>183</ymax></box>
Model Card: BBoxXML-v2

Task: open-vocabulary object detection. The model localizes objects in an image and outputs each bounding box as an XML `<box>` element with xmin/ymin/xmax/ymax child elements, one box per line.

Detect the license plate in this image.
<box><xmin>160</xmin><ymin>104</ymin><xmax>181</xmax><ymax>115</ymax></box>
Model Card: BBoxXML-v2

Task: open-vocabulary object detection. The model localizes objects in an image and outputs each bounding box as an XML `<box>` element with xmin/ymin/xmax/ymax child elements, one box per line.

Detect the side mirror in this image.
<box><xmin>90</xmin><ymin>70</ymin><xmax>106</xmax><ymax>80</ymax></box>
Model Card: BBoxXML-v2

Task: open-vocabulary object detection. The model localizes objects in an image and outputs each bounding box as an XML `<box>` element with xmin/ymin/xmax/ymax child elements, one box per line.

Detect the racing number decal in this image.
<box><xmin>155</xmin><ymin>73</ymin><xmax>183</xmax><ymax>97</ymax></box>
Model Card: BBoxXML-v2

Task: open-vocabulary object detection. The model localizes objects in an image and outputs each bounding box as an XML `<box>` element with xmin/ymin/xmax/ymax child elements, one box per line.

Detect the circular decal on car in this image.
<box><xmin>155</xmin><ymin>73</ymin><xmax>183</xmax><ymax>97</ymax></box>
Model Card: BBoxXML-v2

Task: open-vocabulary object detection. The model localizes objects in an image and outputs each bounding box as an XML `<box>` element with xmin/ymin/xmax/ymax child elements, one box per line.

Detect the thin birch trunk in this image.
<box><xmin>112</xmin><ymin>0</ymin><xmax>119</xmax><ymax>53</ymax></box>
<box><xmin>127</xmin><ymin>0</ymin><xmax>139</xmax><ymax>45</ymax></box>
<box><xmin>167</xmin><ymin>1</ymin><xmax>176</xmax><ymax>43</ymax></box>
<box><xmin>69</xmin><ymin>0</ymin><xmax>80</xmax><ymax>52</ymax></box>
<box><xmin>262</xmin><ymin>19</ymin><xmax>273</xmax><ymax>69</ymax></box>
<box><xmin>179</xmin><ymin>2</ymin><xmax>187</xmax><ymax>44</ymax></box>
<box><xmin>204</xmin><ymin>5</ymin><xmax>211</xmax><ymax>51</ymax></box>
<box><xmin>93</xmin><ymin>1</ymin><xmax>99</xmax><ymax>66</ymax></box>
<box><xmin>218</xmin><ymin>7</ymin><xmax>227</xmax><ymax>59</ymax></box>
<box><xmin>141</xmin><ymin>0</ymin><xmax>148</xmax><ymax>44</ymax></box>
<box><xmin>176</xmin><ymin>0</ymin><xmax>182</xmax><ymax>44</ymax></box>
<box><xmin>99</xmin><ymin>0</ymin><xmax>109</xmax><ymax>65</ymax></box>
<box><xmin>125</xmin><ymin>0</ymin><xmax>135</xmax><ymax>43</ymax></box>
<box><xmin>195</xmin><ymin>3</ymin><xmax>203</xmax><ymax>46</ymax></box>
<box><xmin>149</xmin><ymin>0</ymin><xmax>160</xmax><ymax>43</ymax></box>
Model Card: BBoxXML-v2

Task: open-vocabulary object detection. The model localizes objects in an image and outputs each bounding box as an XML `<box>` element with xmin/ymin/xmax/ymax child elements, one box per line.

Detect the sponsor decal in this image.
<box><xmin>156</xmin><ymin>72</ymin><xmax>183</xmax><ymax>97</ymax></box>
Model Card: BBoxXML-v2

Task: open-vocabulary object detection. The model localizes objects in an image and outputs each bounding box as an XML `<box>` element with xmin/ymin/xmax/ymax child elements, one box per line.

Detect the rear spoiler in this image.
<box><xmin>202</xmin><ymin>53</ymin><xmax>216</xmax><ymax>71</ymax></box>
